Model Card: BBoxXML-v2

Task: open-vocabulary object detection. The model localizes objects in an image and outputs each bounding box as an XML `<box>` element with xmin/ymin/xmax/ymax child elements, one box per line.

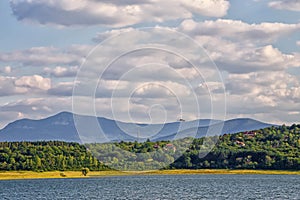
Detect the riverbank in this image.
<box><xmin>0</xmin><ymin>169</ymin><xmax>299</xmax><ymax>180</ymax></box>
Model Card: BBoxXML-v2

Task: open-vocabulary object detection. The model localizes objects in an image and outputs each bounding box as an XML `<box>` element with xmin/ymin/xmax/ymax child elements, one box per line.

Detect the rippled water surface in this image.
<box><xmin>0</xmin><ymin>175</ymin><xmax>299</xmax><ymax>199</ymax></box>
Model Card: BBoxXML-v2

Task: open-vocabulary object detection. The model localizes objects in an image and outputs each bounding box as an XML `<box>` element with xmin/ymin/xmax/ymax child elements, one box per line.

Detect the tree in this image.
<box><xmin>81</xmin><ymin>167</ymin><xmax>89</xmax><ymax>176</ymax></box>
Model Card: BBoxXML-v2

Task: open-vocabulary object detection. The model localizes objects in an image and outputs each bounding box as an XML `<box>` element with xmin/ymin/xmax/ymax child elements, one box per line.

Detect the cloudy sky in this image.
<box><xmin>1</xmin><ymin>0</ymin><xmax>300</xmax><ymax>128</ymax></box>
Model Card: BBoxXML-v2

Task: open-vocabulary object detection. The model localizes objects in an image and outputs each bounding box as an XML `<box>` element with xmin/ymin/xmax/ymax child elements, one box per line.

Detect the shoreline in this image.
<box><xmin>0</xmin><ymin>169</ymin><xmax>299</xmax><ymax>180</ymax></box>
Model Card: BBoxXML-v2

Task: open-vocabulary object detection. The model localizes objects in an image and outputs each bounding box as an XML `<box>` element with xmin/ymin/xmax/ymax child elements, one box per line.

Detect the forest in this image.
<box><xmin>0</xmin><ymin>124</ymin><xmax>299</xmax><ymax>171</ymax></box>
<box><xmin>0</xmin><ymin>141</ymin><xmax>108</xmax><ymax>171</ymax></box>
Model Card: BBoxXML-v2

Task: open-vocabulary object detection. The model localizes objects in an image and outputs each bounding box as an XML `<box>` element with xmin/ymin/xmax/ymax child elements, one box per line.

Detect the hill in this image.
<box><xmin>88</xmin><ymin>124</ymin><xmax>300</xmax><ymax>170</ymax></box>
<box><xmin>0</xmin><ymin>112</ymin><xmax>274</xmax><ymax>143</ymax></box>
<box><xmin>0</xmin><ymin>141</ymin><xmax>108</xmax><ymax>171</ymax></box>
<box><xmin>0</xmin><ymin>124</ymin><xmax>299</xmax><ymax>171</ymax></box>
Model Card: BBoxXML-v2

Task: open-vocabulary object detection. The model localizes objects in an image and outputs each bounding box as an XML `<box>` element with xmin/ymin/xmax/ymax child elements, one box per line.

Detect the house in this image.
<box><xmin>164</xmin><ymin>143</ymin><xmax>176</xmax><ymax>152</ymax></box>
<box><xmin>243</xmin><ymin>131</ymin><xmax>257</xmax><ymax>137</ymax></box>
<box><xmin>236</xmin><ymin>140</ymin><xmax>245</xmax><ymax>147</ymax></box>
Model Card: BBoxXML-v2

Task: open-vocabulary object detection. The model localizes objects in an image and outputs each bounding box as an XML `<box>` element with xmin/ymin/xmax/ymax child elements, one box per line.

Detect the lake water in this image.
<box><xmin>0</xmin><ymin>175</ymin><xmax>299</xmax><ymax>199</ymax></box>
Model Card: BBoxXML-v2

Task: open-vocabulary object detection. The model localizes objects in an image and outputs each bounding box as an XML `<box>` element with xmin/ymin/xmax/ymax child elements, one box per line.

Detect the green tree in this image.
<box><xmin>81</xmin><ymin>167</ymin><xmax>89</xmax><ymax>176</ymax></box>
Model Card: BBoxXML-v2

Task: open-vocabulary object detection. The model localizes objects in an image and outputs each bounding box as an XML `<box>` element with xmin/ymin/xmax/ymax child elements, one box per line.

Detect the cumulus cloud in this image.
<box><xmin>14</xmin><ymin>75</ymin><xmax>51</xmax><ymax>90</ymax></box>
<box><xmin>47</xmin><ymin>82</ymin><xmax>75</xmax><ymax>96</ymax></box>
<box><xmin>0</xmin><ymin>75</ymin><xmax>51</xmax><ymax>96</ymax></box>
<box><xmin>0</xmin><ymin>111</ymin><xmax>26</xmax><ymax>128</ymax></box>
<box><xmin>0</xmin><ymin>66</ymin><xmax>12</xmax><ymax>74</ymax></box>
<box><xmin>10</xmin><ymin>0</ymin><xmax>230</xmax><ymax>27</ymax></box>
<box><xmin>225</xmin><ymin>71</ymin><xmax>300</xmax><ymax>104</ymax></box>
<box><xmin>180</xmin><ymin>0</ymin><xmax>229</xmax><ymax>17</ymax></box>
<box><xmin>91</xmin><ymin>20</ymin><xmax>300</xmax><ymax>76</ymax></box>
<box><xmin>134</xmin><ymin>81</ymin><xmax>190</xmax><ymax>98</ymax></box>
<box><xmin>190</xmin><ymin>36</ymin><xmax>300</xmax><ymax>73</ymax></box>
<box><xmin>178</xmin><ymin>19</ymin><xmax>300</xmax><ymax>44</ymax></box>
<box><xmin>44</xmin><ymin>66</ymin><xmax>78</xmax><ymax>77</ymax></box>
<box><xmin>0</xmin><ymin>46</ymin><xmax>86</xmax><ymax>66</ymax></box>
<box><xmin>269</xmin><ymin>0</ymin><xmax>300</xmax><ymax>11</ymax></box>
<box><xmin>0</xmin><ymin>76</ymin><xmax>27</xmax><ymax>96</ymax></box>
<box><xmin>195</xmin><ymin>82</ymin><xmax>224</xmax><ymax>96</ymax></box>
<box><xmin>2</xmin><ymin>11</ymin><xmax>300</xmax><ymax>126</ymax></box>
<box><xmin>220</xmin><ymin>68</ymin><xmax>300</xmax><ymax>122</ymax></box>
<box><xmin>219</xmin><ymin>45</ymin><xmax>299</xmax><ymax>73</ymax></box>
<box><xmin>224</xmin><ymin>70</ymin><xmax>300</xmax><ymax>124</ymax></box>
<box><xmin>0</xmin><ymin>97</ymin><xmax>72</xmax><ymax>122</ymax></box>
<box><xmin>99</xmin><ymin>80</ymin><xmax>129</xmax><ymax>91</ymax></box>
<box><xmin>93</xmin><ymin>28</ymin><xmax>135</xmax><ymax>42</ymax></box>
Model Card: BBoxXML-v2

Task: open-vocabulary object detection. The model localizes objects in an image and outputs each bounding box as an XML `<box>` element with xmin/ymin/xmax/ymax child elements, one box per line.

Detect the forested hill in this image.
<box><xmin>169</xmin><ymin>124</ymin><xmax>300</xmax><ymax>170</ymax></box>
<box><xmin>0</xmin><ymin>124</ymin><xmax>299</xmax><ymax>171</ymax></box>
<box><xmin>0</xmin><ymin>141</ymin><xmax>108</xmax><ymax>171</ymax></box>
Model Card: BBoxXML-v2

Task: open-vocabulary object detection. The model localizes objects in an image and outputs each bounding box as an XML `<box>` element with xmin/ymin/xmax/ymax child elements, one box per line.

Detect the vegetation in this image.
<box><xmin>87</xmin><ymin>124</ymin><xmax>300</xmax><ymax>170</ymax></box>
<box><xmin>0</xmin><ymin>170</ymin><xmax>129</xmax><ymax>180</ymax></box>
<box><xmin>1</xmin><ymin>169</ymin><xmax>299</xmax><ymax>180</ymax></box>
<box><xmin>81</xmin><ymin>167</ymin><xmax>89</xmax><ymax>176</ymax></box>
<box><xmin>168</xmin><ymin>124</ymin><xmax>300</xmax><ymax>170</ymax></box>
<box><xmin>0</xmin><ymin>124</ymin><xmax>299</xmax><ymax>172</ymax></box>
<box><xmin>0</xmin><ymin>141</ymin><xmax>108</xmax><ymax>171</ymax></box>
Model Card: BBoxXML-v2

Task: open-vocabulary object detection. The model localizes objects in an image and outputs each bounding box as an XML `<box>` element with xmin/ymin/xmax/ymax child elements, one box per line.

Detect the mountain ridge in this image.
<box><xmin>0</xmin><ymin>112</ymin><xmax>276</xmax><ymax>143</ymax></box>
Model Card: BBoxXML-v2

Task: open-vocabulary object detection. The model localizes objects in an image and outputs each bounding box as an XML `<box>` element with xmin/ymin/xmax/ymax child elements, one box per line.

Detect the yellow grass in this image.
<box><xmin>0</xmin><ymin>169</ymin><xmax>299</xmax><ymax>180</ymax></box>
<box><xmin>0</xmin><ymin>171</ymin><xmax>83</xmax><ymax>180</ymax></box>
<box><xmin>140</xmin><ymin>169</ymin><xmax>300</xmax><ymax>175</ymax></box>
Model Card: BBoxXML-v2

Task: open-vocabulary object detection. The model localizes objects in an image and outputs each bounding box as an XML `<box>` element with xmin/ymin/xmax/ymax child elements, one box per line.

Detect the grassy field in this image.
<box><xmin>0</xmin><ymin>171</ymin><xmax>129</xmax><ymax>180</ymax></box>
<box><xmin>141</xmin><ymin>169</ymin><xmax>300</xmax><ymax>175</ymax></box>
<box><xmin>0</xmin><ymin>169</ymin><xmax>299</xmax><ymax>180</ymax></box>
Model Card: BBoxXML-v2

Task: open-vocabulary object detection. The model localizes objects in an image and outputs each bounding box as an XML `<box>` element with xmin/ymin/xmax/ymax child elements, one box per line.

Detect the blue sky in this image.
<box><xmin>0</xmin><ymin>0</ymin><xmax>300</xmax><ymax>128</ymax></box>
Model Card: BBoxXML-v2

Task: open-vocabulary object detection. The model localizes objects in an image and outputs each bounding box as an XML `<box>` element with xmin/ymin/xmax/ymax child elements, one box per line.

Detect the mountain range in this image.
<box><xmin>0</xmin><ymin>112</ymin><xmax>276</xmax><ymax>143</ymax></box>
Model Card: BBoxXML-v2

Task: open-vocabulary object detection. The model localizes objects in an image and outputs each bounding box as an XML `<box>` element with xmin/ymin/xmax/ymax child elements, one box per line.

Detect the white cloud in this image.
<box><xmin>0</xmin><ymin>46</ymin><xmax>86</xmax><ymax>66</ymax></box>
<box><xmin>178</xmin><ymin>19</ymin><xmax>300</xmax><ymax>44</ymax></box>
<box><xmin>93</xmin><ymin>28</ymin><xmax>136</xmax><ymax>42</ymax></box>
<box><xmin>193</xmin><ymin>35</ymin><xmax>300</xmax><ymax>73</ymax></box>
<box><xmin>195</xmin><ymin>82</ymin><xmax>224</xmax><ymax>96</ymax></box>
<box><xmin>0</xmin><ymin>75</ymin><xmax>51</xmax><ymax>96</ymax></box>
<box><xmin>135</xmin><ymin>81</ymin><xmax>190</xmax><ymax>98</ymax></box>
<box><xmin>10</xmin><ymin>0</ymin><xmax>230</xmax><ymax>27</ymax></box>
<box><xmin>1</xmin><ymin>14</ymin><xmax>300</xmax><ymax>127</ymax></box>
<box><xmin>14</xmin><ymin>75</ymin><xmax>51</xmax><ymax>90</ymax></box>
<box><xmin>44</xmin><ymin>66</ymin><xmax>78</xmax><ymax>77</ymax></box>
<box><xmin>90</xmin><ymin>20</ymin><xmax>300</xmax><ymax>76</ymax></box>
<box><xmin>99</xmin><ymin>80</ymin><xmax>129</xmax><ymax>90</ymax></box>
<box><xmin>47</xmin><ymin>82</ymin><xmax>75</xmax><ymax>96</ymax></box>
<box><xmin>174</xmin><ymin>19</ymin><xmax>300</xmax><ymax>73</ymax></box>
<box><xmin>0</xmin><ymin>97</ymin><xmax>72</xmax><ymax>122</ymax></box>
<box><xmin>179</xmin><ymin>0</ymin><xmax>230</xmax><ymax>17</ymax></box>
<box><xmin>297</xmin><ymin>41</ymin><xmax>300</xmax><ymax>46</ymax></box>
<box><xmin>4</xmin><ymin>66</ymin><xmax>11</xmax><ymax>73</ymax></box>
<box><xmin>223</xmin><ymin>70</ymin><xmax>300</xmax><ymax>124</ymax></box>
<box><xmin>269</xmin><ymin>0</ymin><xmax>300</xmax><ymax>11</ymax></box>
<box><xmin>226</xmin><ymin>71</ymin><xmax>300</xmax><ymax>96</ymax></box>
<box><xmin>0</xmin><ymin>76</ymin><xmax>27</xmax><ymax>96</ymax></box>
<box><xmin>0</xmin><ymin>66</ymin><xmax>12</xmax><ymax>74</ymax></box>
<box><xmin>0</xmin><ymin>111</ymin><xmax>26</xmax><ymax>128</ymax></box>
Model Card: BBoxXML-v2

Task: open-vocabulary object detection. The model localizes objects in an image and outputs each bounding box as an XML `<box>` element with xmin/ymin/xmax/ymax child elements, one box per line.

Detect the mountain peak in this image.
<box><xmin>0</xmin><ymin>113</ymin><xmax>276</xmax><ymax>143</ymax></box>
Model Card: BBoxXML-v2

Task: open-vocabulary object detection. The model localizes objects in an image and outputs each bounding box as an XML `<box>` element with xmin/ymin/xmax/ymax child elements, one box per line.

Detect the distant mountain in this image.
<box><xmin>0</xmin><ymin>112</ymin><xmax>276</xmax><ymax>143</ymax></box>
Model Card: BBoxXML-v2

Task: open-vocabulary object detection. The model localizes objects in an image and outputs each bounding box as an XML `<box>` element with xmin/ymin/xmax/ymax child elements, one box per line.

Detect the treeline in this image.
<box><xmin>0</xmin><ymin>124</ymin><xmax>300</xmax><ymax>171</ymax></box>
<box><xmin>87</xmin><ymin>124</ymin><xmax>300</xmax><ymax>170</ymax></box>
<box><xmin>0</xmin><ymin>141</ymin><xmax>108</xmax><ymax>171</ymax></box>
<box><xmin>170</xmin><ymin>124</ymin><xmax>300</xmax><ymax>170</ymax></box>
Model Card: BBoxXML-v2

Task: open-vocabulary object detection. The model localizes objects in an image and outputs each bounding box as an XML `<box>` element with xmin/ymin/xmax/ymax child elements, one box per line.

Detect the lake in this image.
<box><xmin>0</xmin><ymin>175</ymin><xmax>299</xmax><ymax>199</ymax></box>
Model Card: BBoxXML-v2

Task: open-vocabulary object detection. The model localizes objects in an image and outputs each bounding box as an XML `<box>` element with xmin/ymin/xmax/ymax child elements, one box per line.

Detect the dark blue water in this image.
<box><xmin>0</xmin><ymin>175</ymin><xmax>299</xmax><ymax>199</ymax></box>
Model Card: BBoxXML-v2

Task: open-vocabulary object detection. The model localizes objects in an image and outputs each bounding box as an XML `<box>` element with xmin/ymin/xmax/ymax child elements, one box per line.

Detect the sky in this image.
<box><xmin>0</xmin><ymin>0</ymin><xmax>300</xmax><ymax>128</ymax></box>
